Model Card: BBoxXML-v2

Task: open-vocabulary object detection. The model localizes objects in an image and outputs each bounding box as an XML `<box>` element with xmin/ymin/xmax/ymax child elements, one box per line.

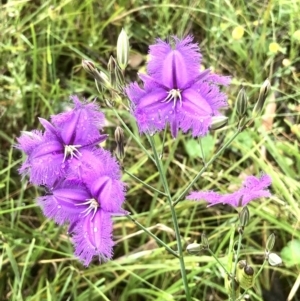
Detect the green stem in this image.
<box><xmin>112</xmin><ymin>107</ymin><xmax>155</xmax><ymax>164</ymax></box>
<box><xmin>126</xmin><ymin>215</ymin><xmax>179</xmax><ymax>258</ymax></box>
<box><xmin>207</xmin><ymin>248</ymin><xmax>230</xmax><ymax>277</ymax></box>
<box><xmin>149</xmin><ymin>135</ymin><xmax>191</xmax><ymax>301</ymax></box>
<box><xmin>173</xmin><ymin>129</ymin><xmax>241</xmax><ymax>206</ymax></box>
<box><xmin>231</xmin><ymin>231</ymin><xmax>243</xmax><ymax>301</ymax></box>
<box><xmin>124</xmin><ymin>169</ymin><xmax>167</xmax><ymax>196</ymax></box>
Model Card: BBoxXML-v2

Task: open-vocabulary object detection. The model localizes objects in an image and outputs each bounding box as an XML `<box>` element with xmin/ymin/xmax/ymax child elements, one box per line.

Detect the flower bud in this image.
<box><xmin>114</xmin><ymin>126</ymin><xmax>125</xmax><ymax>160</ymax></box>
<box><xmin>236</xmin><ymin>87</ymin><xmax>248</xmax><ymax>117</ymax></box>
<box><xmin>239</xmin><ymin>206</ymin><xmax>250</xmax><ymax>229</ymax></box>
<box><xmin>107</xmin><ymin>55</ymin><xmax>117</xmax><ymax>74</ymax></box>
<box><xmin>210</xmin><ymin>116</ymin><xmax>228</xmax><ymax>130</ymax></box>
<box><xmin>238</xmin><ymin>116</ymin><xmax>249</xmax><ymax>130</ymax></box>
<box><xmin>117</xmin><ymin>28</ymin><xmax>130</xmax><ymax>70</ymax></box>
<box><xmin>252</xmin><ymin>79</ymin><xmax>271</xmax><ymax>117</ymax></box>
<box><xmin>186</xmin><ymin>243</ymin><xmax>202</xmax><ymax>255</ymax></box>
<box><xmin>268</xmin><ymin>253</ymin><xmax>282</xmax><ymax>266</ymax></box>
<box><xmin>82</xmin><ymin>59</ymin><xmax>96</xmax><ymax>75</ymax></box>
<box><xmin>82</xmin><ymin>60</ymin><xmax>111</xmax><ymax>89</ymax></box>
<box><xmin>107</xmin><ymin>56</ymin><xmax>124</xmax><ymax>89</ymax></box>
<box><xmin>266</xmin><ymin>233</ymin><xmax>276</xmax><ymax>252</ymax></box>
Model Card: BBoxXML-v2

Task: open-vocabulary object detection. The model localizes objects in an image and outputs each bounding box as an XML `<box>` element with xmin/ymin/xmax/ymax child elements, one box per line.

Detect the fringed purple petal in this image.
<box><xmin>38</xmin><ymin>183</ymin><xmax>91</xmax><ymax>224</ymax></box>
<box><xmin>51</xmin><ymin>96</ymin><xmax>105</xmax><ymax>145</ymax></box>
<box><xmin>191</xmin><ymin>81</ymin><xmax>229</xmax><ymax>112</ymax></box>
<box><xmin>38</xmin><ymin>118</ymin><xmax>59</xmax><ymax>137</ymax></box>
<box><xmin>15</xmin><ymin>130</ymin><xmax>44</xmax><ymax>155</ymax></box>
<box><xmin>28</xmin><ymin>140</ymin><xmax>65</xmax><ymax>186</ymax></box>
<box><xmin>72</xmin><ymin>210</ymin><xmax>114</xmax><ymax>266</ymax></box>
<box><xmin>188</xmin><ymin>174</ymin><xmax>272</xmax><ymax>208</ymax></box>
<box><xmin>147</xmin><ymin>36</ymin><xmax>201</xmax><ymax>85</ymax></box>
<box><xmin>176</xmin><ymin>112</ymin><xmax>212</xmax><ymax>137</ymax></box>
<box><xmin>126</xmin><ymin>82</ymin><xmax>146</xmax><ymax>106</ymax></box>
<box><xmin>162</xmin><ymin>50</ymin><xmax>189</xmax><ymax>88</ymax></box>
<box><xmin>187</xmin><ymin>191</ymin><xmax>221</xmax><ymax>204</ymax></box>
<box><xmin>182</xmin><ymin>88</ymin><xmax>213</xmax><ymax>115</ymax></box>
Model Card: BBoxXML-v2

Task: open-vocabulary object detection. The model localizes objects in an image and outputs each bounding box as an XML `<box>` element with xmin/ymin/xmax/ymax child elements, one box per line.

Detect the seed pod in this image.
<box><xmin>237</xmin><ymin>260</ymin><xmax>254</xmax><ymax>289</ymax></box>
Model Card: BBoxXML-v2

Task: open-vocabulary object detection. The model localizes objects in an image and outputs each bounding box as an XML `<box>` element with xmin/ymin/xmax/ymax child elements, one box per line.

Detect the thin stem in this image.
<box><xmin>207</xmin><ymin>248</ymin><xmax>231</xmax><ymax>277</ymax></box>
<box><xmin>231</xmin><ymin>231</ymin><xmax>243</xmax><ymax>301</ymax></box>
<box><xmin>149</xmin><ymin>135</ymin><xmax>191</xmax><ymax>301</ymax></box>
<box><xmin>124</xmin><ymin>169</ymin><xmax>167</xmax><ymax>196</ymax></box>
<box><xmin>173</xmin><ymin>129</ymin><xmax>241</xmax><ymax>206</ymax></box>
<box><xmin>112</xmin><ymin>107</ymin><xmax>155</xmax><ymax>164</ymax></box>
<box><xmin>159</xmin><ymin>126</ymin><xmax>168</xmax><ymax>159</ymax></box>
<box><xmin>254</xmin><ymin>258</ymin><xmax>267</xmax><ymax>281</ymax></box>
<box><xmin>126</xmin><ymin>215</ymin><xmax>179</xmax><ymax>258</ymax></box>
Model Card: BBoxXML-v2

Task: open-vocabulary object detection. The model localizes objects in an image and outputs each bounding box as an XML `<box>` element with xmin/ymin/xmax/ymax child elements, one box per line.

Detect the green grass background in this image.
<box><xmin>0</xmin><ymin>0</ymin><xmax>299</xmax><ymax>300</ymax></box>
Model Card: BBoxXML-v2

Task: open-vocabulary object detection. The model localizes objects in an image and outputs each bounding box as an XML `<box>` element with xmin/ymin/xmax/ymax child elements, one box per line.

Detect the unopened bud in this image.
<box><xmin>238</xmin><ymin>116</ymin><xmax>249</xmax><ymax>130</ymax></box>
<box><xmin>82</xmin><ymin>60</ymin><xmax>111</xmax><ymax>89</ymax></box>
<box><xmin>186</xmin><ymin>243</ymin><xmax>202</xmax><ymax>255</ymax></box>
<box><xmin>115</xmin><ymin>126</ymin><xmax>125</xmax><ymax>160</ymax></box>
<box><xmin>107</xmin><ymin>56</ymin><xmax>124</xmax><ymax>89</ymax></box>
<box><xmin>266</xmin><ymin>233</ymin><xmax>276</xmax><ymax>252</ymax></box>
<box><xmin>252</xmin><ymin>79</ymin><xmax>271</xmax><ymax>117</ymax></box>
<box><xmin>117</xmin><ymin>28</ymin><xmax>129</xmax><ymax>70</ymax></box>
<box><xmin>236</xmin><ymin>87</ymin><xmax>248</xmax><ymax>117</ymax></box>
<box><xmin>239</xmin><ymin>206</ymin><xmax>250</xmax><ymax>229</ymax></box>
<box><xmin>268</xmin><ymin>253</ymin><xmax>282</xmax><ymax>266</ymax></box>
<box><xmin>107</xmin><ymin>56</ymin><xmax>117</xmax><ymax>74</ymax></box>
<box><xmin>82</xmin><ymin>60</ymin><xmax>96</xmax><ymax>75</ymax></box>
<box><xmin>210</xmin><ymin>116</ymin><xmax>228</xmax><ymax>130</ymax></box>
<box><xmin>105</xmin><ymin>98</ymin><xmax>114</xmax><ymax>108</ymax></box>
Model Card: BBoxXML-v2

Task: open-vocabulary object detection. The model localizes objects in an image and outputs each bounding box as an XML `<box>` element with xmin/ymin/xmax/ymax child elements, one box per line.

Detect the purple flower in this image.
<box><xmin>38</xmin><ymin>149</ymin><xmax>126</xmax><ymax>223</ymax></box>
<box><xmin>38</xmin><ymin>148</ymin><xmax>126</xmax><ymax>265</ymax></box>
<box><xmin>187</xmin><ymin>174</ymin><xmax>272</xmax><ymax>207</ymax></box>
<box><xmin>16</xmin><ymin>96</ymin><xmax>107</xmax><ymax>186</ymax></box>
<box><xmin>17</xmin><ymin>95</ymin><xmax>127</xmax><ymax>266</ymax></box>
<box><xmin>126</xmin><ymin>35</ymin><xmax>230</xmax><ymax>138</ymax></box>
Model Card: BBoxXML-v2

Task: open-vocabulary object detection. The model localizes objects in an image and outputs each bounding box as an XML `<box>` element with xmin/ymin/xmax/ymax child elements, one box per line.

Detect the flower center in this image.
<box><xmin>63</xmin><ymin>144</ymin><xmax>82</xmax><ymax>162</ymax></box>
<box><xmin>76</xmin><ymin>198</ymin><xmax>99</xmax><ymax>220</ymax></box>
<box><xmin>161</xmin><ymin>89</ymin><xmax>182</xmax><ymax>108</ymax></box>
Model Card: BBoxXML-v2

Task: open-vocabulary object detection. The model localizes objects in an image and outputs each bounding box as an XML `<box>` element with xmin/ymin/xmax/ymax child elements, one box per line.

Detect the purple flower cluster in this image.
<box><xmin>17</xmin><ymin>96</ymin><xmax>126</xmax><ymax>266</ymax></box>
<box><xmin>187</xmin><ymin>174</ymin><xmax>272</xmax><ymax>207</ymax></box>
<box><xmin>126</xmin><ymin>35</ymin><xmax>231</xmax><ymax>138</ymax></box>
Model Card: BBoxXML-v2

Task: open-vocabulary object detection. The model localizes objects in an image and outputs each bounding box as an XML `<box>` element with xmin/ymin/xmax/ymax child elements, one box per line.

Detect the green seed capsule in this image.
<box><xmin>237</xmin><ymin>260</ymin><xmax>254</xmax><ymax>289</ymax></box>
